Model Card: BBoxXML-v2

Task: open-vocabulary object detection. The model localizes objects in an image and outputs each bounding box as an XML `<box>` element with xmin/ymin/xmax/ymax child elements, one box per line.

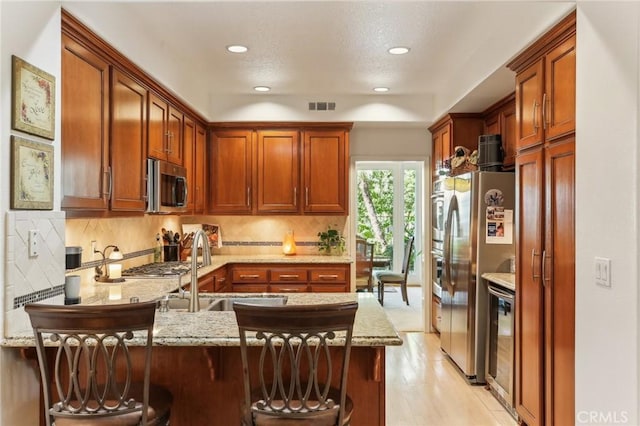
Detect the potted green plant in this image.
<box><xmin>317</xmin><ymin>226</ymin><xmax>346</xmax><ymax>255</ymax></box>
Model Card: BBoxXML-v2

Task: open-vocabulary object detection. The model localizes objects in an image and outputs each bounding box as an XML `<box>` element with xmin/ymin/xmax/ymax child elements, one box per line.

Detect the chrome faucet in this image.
<box><xmin>189</xmin><ymin>229</ymin><xmax>212</xmax><ymax>312</ymax></box>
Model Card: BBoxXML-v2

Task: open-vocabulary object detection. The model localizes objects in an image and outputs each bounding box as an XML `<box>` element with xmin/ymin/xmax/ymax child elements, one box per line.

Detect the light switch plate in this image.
<box><xmin>29</xmin><ymin>229</ymin><xmax>39</xmax><ymax>257</ymax></box>
<box><xmin>595</xmin><ymin>257</ymin><xmax>611</xmax><ymax>288</ymax></box>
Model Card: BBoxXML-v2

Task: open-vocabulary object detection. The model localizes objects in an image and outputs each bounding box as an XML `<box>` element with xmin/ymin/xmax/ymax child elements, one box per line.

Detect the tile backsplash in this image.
<box><xmin>4</xmin><ymin>211</ymin><xmax>66</xmax><ymax>335</ymax></box>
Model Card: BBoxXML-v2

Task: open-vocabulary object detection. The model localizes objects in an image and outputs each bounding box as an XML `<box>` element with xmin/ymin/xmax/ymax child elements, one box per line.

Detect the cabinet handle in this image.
<box><xmin>532</xmin><ymin>100</ymin><xmax>539</xmax><ymax>132</ymax></box>
<box><xmin>318</xmin><ymin>274</ymin><xmax>338</xmax><ymax>280</ymax></box>
<box><xmin>293</xmin><ymin>187</ymin><xmax>297</xmax><ymax>207</ymax></box>
<box><xmin>164</xmin><ymin>131</ymin><xmax>170</xmax><ymax>153</ymax></box>
<box><xmin>305</xmin><ymin>187</ymin><xmax>309</xmax><ymax>207</ymax></box>
<box><xmin>542</xmin><ymin>250</ymin><xmax>551</xmax><ymax>286</ymax></box>
<box><xmin>246</xmin><ymin>187</ymin><xmax>251</xmax><ymax>207</ymax></box>
<box><xmin>531</xmin><ymin>249</ymin><xmax>541</xmax><ymax>281</ymax></box>
<box><xmin>143</xmin><ymin>175</ymin><xmax>148</xmax><ymax>201</ymax></box>
<box><xmin>106</xmin><ymin>166</ymin><xmax>113</xmax><ymax>201</ymax></box>
<box><xmin>239</xmin><ymin>274</ymin><xmax>260</xmax><ymax>279</ymax></box>
<box><xmin>542</xmin><ymin>93</ymin><xmax>548</xmax><ymax>130</ymax></box>
<box><xmin>277</xmin><ymin>288</ymin><xmax>302</xmax><ymax>293</ymax></box>
<box><xmin>167</xmin><ymin>132</ymin><xmax>173</xmax><ymax>154</ymax></box>
<box><xmin>279</xmin><ymin>275</ymin><xmax>300</xmax><ymax>280</ymax></box>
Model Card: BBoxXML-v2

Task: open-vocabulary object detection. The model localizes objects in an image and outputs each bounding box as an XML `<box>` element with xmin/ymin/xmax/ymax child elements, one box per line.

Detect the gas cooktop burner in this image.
<box><xmin>122</xmin><ymin>261</ymin><xmax>202</xmax><ymax>278</ymax></box>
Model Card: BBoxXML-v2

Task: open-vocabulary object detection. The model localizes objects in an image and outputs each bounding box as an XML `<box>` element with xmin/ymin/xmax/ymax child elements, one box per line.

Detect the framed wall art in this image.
<box><xmin>11</xmin><ymin>55</ymin><xmax>56</xmax><ymax>140</ymax></box>
<box><xmin>11</xmin><ymin>136</ymin><xmax>54</xmax><ymax>210</ymax></box>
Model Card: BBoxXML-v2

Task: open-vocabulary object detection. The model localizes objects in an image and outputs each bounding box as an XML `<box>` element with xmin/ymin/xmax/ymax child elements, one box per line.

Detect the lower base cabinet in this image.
<box><xmin>230</xmin><ymin>263</ymin><xmax>349</xmax><ymax>292</ymax></box>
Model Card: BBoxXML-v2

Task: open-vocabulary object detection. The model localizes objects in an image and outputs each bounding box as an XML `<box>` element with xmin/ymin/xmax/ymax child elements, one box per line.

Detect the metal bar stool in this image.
<box><xmin>25</xmin><ymin>301</ymin><xmax>172</xmax><ymax>426</ymax></box>
<box><xmin>234</xmin><ymin>302</ymin><xmax>358</xmax><ymax>426</ymax></box>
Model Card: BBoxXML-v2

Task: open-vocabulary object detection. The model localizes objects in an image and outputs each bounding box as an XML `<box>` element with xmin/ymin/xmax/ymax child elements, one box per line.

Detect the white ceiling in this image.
<box><xmin>63</xmin><ymin>1</ymin><xmax>575</xmax><ymax>125</ymax></box>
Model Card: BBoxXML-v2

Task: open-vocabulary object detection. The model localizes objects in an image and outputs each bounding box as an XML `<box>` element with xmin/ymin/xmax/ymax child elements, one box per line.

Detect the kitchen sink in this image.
<box><xmin>158</xmin><ymin>295</ymin><xmax>287</xmax><ymax>312</ymax></box>
<box><xmin>206</xmin><ymin>296</ymin><xmax>288</xmax><ymax>311</ymax></box>
<box><xmin>160</xmin><ymin>296</ymin><xmax>216</xmax><ymax>311</ymax></box>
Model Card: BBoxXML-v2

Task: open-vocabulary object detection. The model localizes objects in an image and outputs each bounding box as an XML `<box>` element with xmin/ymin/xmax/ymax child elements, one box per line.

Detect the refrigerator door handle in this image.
<box><xmin>443</xmin><ymin>194</ymin><xmax>459</xmax><ymax>289</ymax></box>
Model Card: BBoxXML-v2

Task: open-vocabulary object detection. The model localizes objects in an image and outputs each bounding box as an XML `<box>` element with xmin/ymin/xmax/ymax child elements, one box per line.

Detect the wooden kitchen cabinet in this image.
<box><xmin>183</xmin><ymin>117</ymin><xmax>207</xmax><ymax>214</ymax></box>
<box><xmin>431</xmin><ymin>294</ymin><xmax>442</xmax><ymax>333</ymax></box>
<box><xmin>228</xmin><ymin>263</ymin><xmax>349</xmax><ymax>293</ymax></box>
<box><xmin>428</xmin><ymin>114</ymin><xmax>484</xmax><ymax>177</ymax></box>
<box><xmin>509</xmin><ymin>11</ymin><xmax>575</xmax><ymax>426</ymax></box>
<box><xmin>110</xmin><ymin>69</ymin><xmax>148</xmax><ymax>212</ymax></box>
<box><xmin>209</xmin><ymin>129</ymin><xmax>253</xmax><ymax>214</ymax></box>
<box><xmin>194</xmin><ymin>124</ymin><xmax>207</xmax><ymax>214</ymax></box>
<box><xmin>302</xmin><ymin>129</ymin><xmax>349</xmax><ymax>214</ymax></box>
<box><xmin>482</xmin><ymin>93</ymin><xmax>516</xmax><ymax>170</ymax></box>
<box><xmin>256</xmin><ymin>130</ymin><xmax>301</xmax><ymax>213</ymax></box>
<box><xmin>148</xmin><ymin>93</ymin><xmax>184</xmax><ymax>165</ymax></box>
<box><xmin>183</xmin><ymin>116</ymin><xmax>196</xmax><ymax>212</ymax></box>
<box><xmin>511</xmin><ymin>24</ymin><xmax>575</xmax><ymax>152</ymax></box>
<box><xmin>209</xmin><ymin>123</ymin><xmax>352</xmax><ymax>215</ymax></box>
<box><xmin>61</xmin><ymin>33</ymin><xmax>111</xmax><ymax>211</ymax></box>
<box><xmin>212</xmin><ymin>266</ymin><xmax>229</xmax><ymax>292</ymax></box>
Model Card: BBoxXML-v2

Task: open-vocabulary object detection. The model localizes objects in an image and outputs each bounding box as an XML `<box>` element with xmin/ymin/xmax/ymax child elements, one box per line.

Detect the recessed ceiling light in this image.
<box><xmin>374</xmin><ymin>87</ymin><xmax>390</xmax><ymax>93</ymax></box>
<box><xmin>226</xmin><ymin>45</ymin><xmax>248</xmax><ymax>53</ymax></box>
<box><xmin>254</xmin><ymin>86</ymin><xmax>271</xmax><ymax>92</ymax></box>
<box><xmin>388</xmin><ymin>46</ymin><xmax>410</xmax><ymax>55</ymax></box>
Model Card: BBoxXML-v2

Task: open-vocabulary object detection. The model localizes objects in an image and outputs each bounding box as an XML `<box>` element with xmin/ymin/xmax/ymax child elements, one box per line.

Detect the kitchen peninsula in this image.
<box><xmin>3</xmin><ymin>263</ymin><xmax>402</xmax><ymax>426</ymax></box>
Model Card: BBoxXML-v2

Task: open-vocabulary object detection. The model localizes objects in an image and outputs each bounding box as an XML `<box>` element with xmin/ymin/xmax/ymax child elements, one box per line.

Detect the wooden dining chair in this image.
<box><xmin>233</xmin><ymin>301</ymin><xmax>358</xmax><ymax>426</ymax></box>
<box><xmin>373</xmin><ymin>236</ymin><xmax>415</xmax><ymax>306</ymax></box>
<box><xmin>25</xmin><ymin>301</ymin><xmax>172</xmax><ymax>426</ymax></box>
<box><xmin>355</xmin><ymin>238</ymin><xmax>374</xmax><ymax>292</ymax></box>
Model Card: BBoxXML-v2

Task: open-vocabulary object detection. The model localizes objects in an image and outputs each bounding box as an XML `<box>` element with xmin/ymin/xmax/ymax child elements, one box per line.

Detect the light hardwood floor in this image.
<box><xmin>385</xmin><ymin>332</ymin><xmax>518</xmax><ymax>426</ymax></box>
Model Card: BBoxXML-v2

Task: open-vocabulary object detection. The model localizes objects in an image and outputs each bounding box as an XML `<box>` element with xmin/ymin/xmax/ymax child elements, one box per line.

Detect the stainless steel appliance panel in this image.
<box><xmin>486</xmin><ymin>282</ymin><xmax>517</xmax><ymax>418</ymax></box>
<box><xmin>441</xmin><ymin>171</ymin><xmax>515</xmax><ymax>382</ymax></box>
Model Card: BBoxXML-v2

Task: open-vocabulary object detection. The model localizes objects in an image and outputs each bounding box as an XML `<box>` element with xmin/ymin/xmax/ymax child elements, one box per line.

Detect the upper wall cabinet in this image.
<box><xmin>61</xmin><ymin>33</ymin><xmax>111</xmax><ymax>212</ymax></box>
<box><xmin>62</xmin><ymin>34</ymin><xmax>148</xmax><ymax>214</ymax></box>
<box><xmin>148</xmin><ymin>93</ymin><xmax>184</xmax><ymax>166</ymax></box>
<box><xmin>510</xmin><ymin>27</ymin><xmax>576</xmax><ymax>152</ymax></box>
<box><xmin>110</xmin><ymin>69</ymin><xmax>148</xmax><ymax>212</ymax></box>
<box><xmin>61</xmin><ymin>10</ymin><xmax>207</xmax><ymax>216</ymax></box>
<box><xmin>482</xmin><ymin>93</ymin><xmax>516</xmax><ymax>170</ymax></box>
<box><xmin>428</xmin><ymin>114</ymin><xmax>484</xmax><ymax>177</ymax></box>
<box><xmin>208</xmin><ymin>123</ymin><xmax>352</xmax><ymax>216</ymax></box>
<box><xmin>302</xmin><ymin>129</ymin><xmax>349</xmax><ymax>214</ymax></box>
<box><xmin>209</xmin><ymin>129</ymin><xmax>253</xmax><ymax>214</ymax></box>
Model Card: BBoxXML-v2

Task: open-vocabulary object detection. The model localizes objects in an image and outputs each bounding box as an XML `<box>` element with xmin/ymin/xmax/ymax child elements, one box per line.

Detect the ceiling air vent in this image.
<box><xmin>308</xmin><ymin>101</ymin><xmax>336</xmax><ymax>111</ymax></box>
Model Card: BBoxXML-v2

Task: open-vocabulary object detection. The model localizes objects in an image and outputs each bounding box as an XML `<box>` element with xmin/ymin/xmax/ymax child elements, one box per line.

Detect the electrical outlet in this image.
<box><xmin>595</xmin><ymin>257</ymin><xmax>611</xmax><ymax>288</ymax></box>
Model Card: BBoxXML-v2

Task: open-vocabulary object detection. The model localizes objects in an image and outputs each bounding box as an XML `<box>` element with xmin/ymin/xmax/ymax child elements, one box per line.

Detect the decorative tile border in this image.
<box><xmin>66</xmin><ymin>248</ymin><xmax>155</xmax><ymax>272</ymax></box>
<box><xmin>13</xmin><ymin>285</ymin><xmax>65</xmax><ymax>309</ymax></box>
<box><xmin>223</xmin><ymin>241</ymin><xmax>319</xmax><ymax>247</ymax></box>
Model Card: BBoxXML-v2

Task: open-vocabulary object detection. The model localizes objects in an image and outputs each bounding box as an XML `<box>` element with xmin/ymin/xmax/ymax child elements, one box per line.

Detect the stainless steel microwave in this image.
<box><xmin>147</xmin><ymin>158</ymin><xmax>187</xmax><ymax>214</ymax></box>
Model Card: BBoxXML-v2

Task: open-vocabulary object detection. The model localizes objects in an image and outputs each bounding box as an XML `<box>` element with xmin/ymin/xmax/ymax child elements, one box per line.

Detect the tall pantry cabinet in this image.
<box><xmin>508</xmin><ymin>11</ymin><xmax>575</xmax><ymax>426</ymax></box>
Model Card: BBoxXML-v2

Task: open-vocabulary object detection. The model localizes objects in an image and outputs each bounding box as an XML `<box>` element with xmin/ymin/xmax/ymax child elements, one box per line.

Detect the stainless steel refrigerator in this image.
<box><xmin>441</xmin><ymin>171</ymin><xmax>515</xmax><ymax>383</ymax></box>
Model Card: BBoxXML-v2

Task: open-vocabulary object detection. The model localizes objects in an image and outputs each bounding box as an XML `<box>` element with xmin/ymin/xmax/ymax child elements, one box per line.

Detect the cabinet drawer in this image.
<box><xmin>232</xmin><ymin>284</ymin><xmax>268</xmax><ymax>293</ymax></box>
<box><xmin>270</xmin><ymin>284</ymin><xmax>308</xmax><ymax>293</ymax></box>
<box><xmin>309</xmin><ymin>284</ymin><xmax>347</xmax><ymax>293</ymax></box>
<box><xmin>309</xmin><ymin>268</ymin><xmax>347</xmax><ymax>283</ymax></box>
<box><xmin>232</xmin><ymin>268</ymin><xmax>269</xmax><ymax>283</ymax></box>
<box><xmin>212</xmin><ymin>267</ymin><xmax>228</xmax><ymax>292</ymax></box>
<box><xmin>432</xmin><ymin>295</ymin><xmax>442</xmax><ymax>333</ymax></box>
<box><xmin>270</xmin><ymin>268</ymin><xmax>308</xmax><ymax>283</ymax></box>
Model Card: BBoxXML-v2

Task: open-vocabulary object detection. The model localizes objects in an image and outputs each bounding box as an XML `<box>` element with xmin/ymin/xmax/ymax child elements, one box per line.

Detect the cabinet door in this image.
<box><xmin>167</xmin><ymin>105</ymin><xmax>184</xmax><ymax>165</ymax></box>
<box><xmin>515</xmin><ymin>147</ymin><xmax>544</xmax><ymax>426</ymax></box>
<box><xmin>544</xmin><ymin>138</ymin><xmax>575</xmax><ymax>426</ymax></box>
<box><xmin>183</xmin><ymin>116</ymin><xmax>195</xmax><ymax>213</ymax></box>
<box><xmin>213</xmin><ymin>267</ymin><xmax>228</xmax><ymax>292</ymax></box>
<box><xmin>432</xmin><ymin>130</ymin><xmax>442</xmax><ymax>177</ymax></box>
<box><xmin>302</xmin><ymin>130</ymin><xmax>348</xmax><ymax>214</ymax></box>
<box><xmin>61</xmin><ymin>34</ymin><xmax>110</xmax><ymax>211</ymax></box>
<box><xmin>194</xmin><ymin>124</ymin><xmax>207</xmax><ymax>214</ymax></box>
<box><xmin>148</xmin><ymin>92</ymin><xmax>168</xmax><ymax>160</ymax></box>
<box><xmin>198</xmin><ymin>271</ymin><xmax>215</xmax><ymax>293</ymax></box>
<box><xmin>544</xmin><ymin>35</ymin><xmax>576</xmax><ymax>141</ymax></box>
<box><xmin>440</xmin><ymin>125</ymin><xmax>452</xmax><ymax>171</ymax></box>
<box><xmin>256</xmin><ymin>130</ymin><xmax>300</xmax><ymax>213</ymax></box>
<box><xmin>501</xmin><ymin>105</ymin><xmax>517</xmax><ymax>169</ymax></box>
<box><xmin>515</xmin><ymin>59</ymin><xmax>544</xmax><ymax>151</ymax></box>
<box><xmin>209</xmin><ymin>130</ymin><xmax>253</xmax><ymax>214</ymax></box>
<box><xmin>110</xmin><ymin>69</ymin><xmax>148</xmax><ymax>212</ymax></box>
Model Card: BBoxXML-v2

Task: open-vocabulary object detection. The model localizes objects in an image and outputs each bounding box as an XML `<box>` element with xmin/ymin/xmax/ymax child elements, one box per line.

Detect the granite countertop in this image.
<box><xmin>481</xmin><ymin>272</ymin><xmax>516</xmax><ymax>291</ymax></box>
<box><xmin>3</xmin><ymin>257</ymin><xmax>402</xmax><ymax>348</ymax></box>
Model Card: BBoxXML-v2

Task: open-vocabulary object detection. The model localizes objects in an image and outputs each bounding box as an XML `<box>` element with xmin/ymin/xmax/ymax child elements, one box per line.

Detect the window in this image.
<box><xmin>355</xmin><ymin>161</ymin><xmax>422</xmax><ymax>282</ymax></box>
